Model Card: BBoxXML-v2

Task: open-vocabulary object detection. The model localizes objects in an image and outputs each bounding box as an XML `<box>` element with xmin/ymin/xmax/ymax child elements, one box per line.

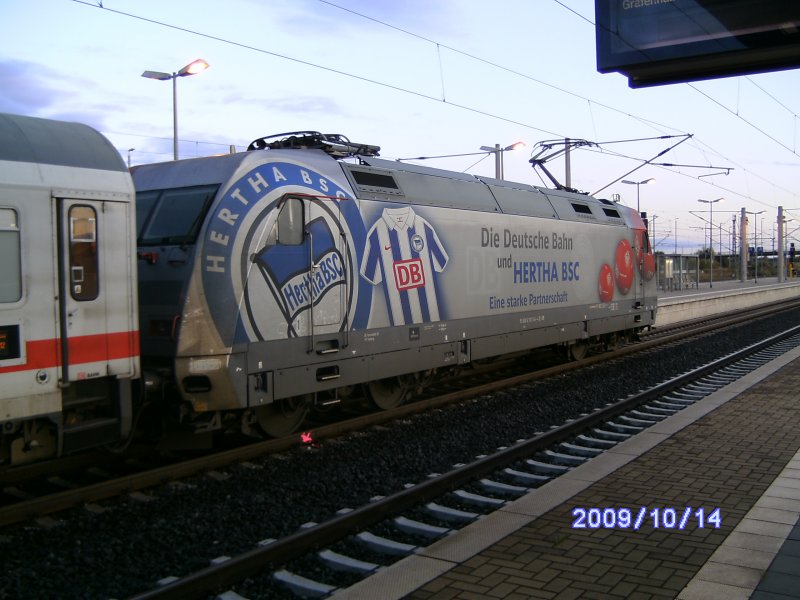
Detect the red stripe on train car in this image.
<box><xmin>0</xmin><ymin>331</ymin><xmax>140</xmax><ymax>375</ymax></box>
<box><xmin>66</xmin><ymin>331</ymin><xmax>141</xmax><ymax>364</ymax></box>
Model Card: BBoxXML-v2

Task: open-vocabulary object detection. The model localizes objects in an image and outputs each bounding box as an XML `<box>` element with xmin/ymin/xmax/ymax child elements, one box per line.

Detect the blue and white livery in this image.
<box><xmin>131</xmin><ymin>131</ymin><xmax>658</xmax><ymax>436</ymax></box>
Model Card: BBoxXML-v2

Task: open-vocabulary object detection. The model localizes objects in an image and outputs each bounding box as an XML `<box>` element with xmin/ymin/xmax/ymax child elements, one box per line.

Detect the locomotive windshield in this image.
<box><xmin>135</xmin><ymin>190</ymin><xmax>158</xmax><ymax>238</ymax></box>
<box><xmin>137</xmin><ymin>184</ymin><xmax>218</xmax><ymax>246</ymax></box>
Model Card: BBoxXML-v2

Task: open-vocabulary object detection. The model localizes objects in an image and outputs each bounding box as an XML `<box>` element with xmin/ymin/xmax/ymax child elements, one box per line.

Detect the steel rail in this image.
<box><xmin>127</xmin><ymin>324</ymin><xmax>800</xmax><ymax>599</ymax></box>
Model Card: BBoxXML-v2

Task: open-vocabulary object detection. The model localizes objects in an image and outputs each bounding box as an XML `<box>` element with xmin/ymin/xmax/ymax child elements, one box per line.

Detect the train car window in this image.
<box><xmin>0</xmin><ymin>208</ymin><xmax>21</xmax><ymax>303</ymax></box>
<box><xmin>351</xmin><ymin>170</ymin><xmax>400</xmax><ymax>189</ymax></box>
<box><xmin>135</xmin><ymin>190</ymin><xmax>159</xmax><ymax>238</ymax></box>
<box><xmin>69</xmin><ymin>205</ymin><xmax>99</xmax><ymax>301</ymax></box>
<box><xmin>602</xmin><ymin>208</ymin><xmax>621</xmax><ymax>219</ymax></box>
<box><xmin>571</xmin><ymin>203</ymin><xmax>594</xmax><ymax>216</ymax></box>
<box><xmin>139</xmin><ymin>184</ymin><xmax>218</xmax><ymax>246</ymax></box>
<box><xmin>277</xmin><ymin>196</ymin><xmax>304</xmax><ymax>245</ymax></box>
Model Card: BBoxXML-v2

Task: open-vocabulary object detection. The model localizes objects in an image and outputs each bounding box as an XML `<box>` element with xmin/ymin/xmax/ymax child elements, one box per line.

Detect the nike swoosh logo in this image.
<box><xmin>384</xmin><ymin>245</ymin><xmax>391</xmax><ymax>250</ymax></box>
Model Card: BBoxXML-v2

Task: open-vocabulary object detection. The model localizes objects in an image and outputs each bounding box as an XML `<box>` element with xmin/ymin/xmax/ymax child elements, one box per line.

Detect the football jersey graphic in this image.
<box><xmin>360</xmin><ymin>207</ymin><xmax>449</xmax><ymax>325</ymax></box>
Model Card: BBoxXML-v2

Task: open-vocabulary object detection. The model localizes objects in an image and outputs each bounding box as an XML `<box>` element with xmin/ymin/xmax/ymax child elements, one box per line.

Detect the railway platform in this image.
<box><xmin>334</xmin><ymin>345</ymin><xmax>800</xmax><ymax>599</ymax></box>
<box><xmin>654</xmin><ymin>276</ymin><xmax>800</xmax><ymax>327</ymax></box>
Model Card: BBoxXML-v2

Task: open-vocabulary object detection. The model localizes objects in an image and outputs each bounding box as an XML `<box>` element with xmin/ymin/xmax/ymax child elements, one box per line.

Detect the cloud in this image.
<box><xmin>217</xmin><ymin>91</ymin><xmax>348</xmax><ymax>117</ymax></box>
<box><xmin>0</xmin><ymin>59</ymin><xmax>109</xmax><ymax>130</ymax></box>
<box><xmin>268</xmin><ymin>95</ymin><xmax>348</xmax><ymax>115</ymax></box>
<box><xmin>0</xmin><ymin>59</ymin><xmax>61</xmax><ymax>114</ymax></box>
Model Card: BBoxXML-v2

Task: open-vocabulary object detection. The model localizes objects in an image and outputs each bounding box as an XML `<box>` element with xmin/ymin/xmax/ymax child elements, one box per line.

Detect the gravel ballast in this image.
<box><xmin>1</xmin><ymin>311</ymin><xmax>799</xmax><ymax>600</ymax></box>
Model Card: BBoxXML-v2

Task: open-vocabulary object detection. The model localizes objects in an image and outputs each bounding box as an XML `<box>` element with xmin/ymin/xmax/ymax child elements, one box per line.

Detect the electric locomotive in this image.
<box><xmin>133</xmin><ymin>132</ymin><xmax>657</xmax><ymax>438</ymax></box>
<box><xmin>0</xmin><ymin>113</ymin><xmax>139</xmax><ymax>465</ymax></box>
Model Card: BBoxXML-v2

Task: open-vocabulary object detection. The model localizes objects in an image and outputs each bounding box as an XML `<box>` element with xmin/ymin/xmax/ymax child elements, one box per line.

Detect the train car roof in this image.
<box><xmin>0</xmin><ymin>113</ymin><xmax>127</xmax><ymax>172</ymax></box>
<box><xmin>131</xmin><ymin>152</ymin><xmax>250</xmax><ymax>190</ymax></box>
<box><xmin>131</xmin><ymin>147</ymin><xmax>641</xmax><ymax>228</ymax></box>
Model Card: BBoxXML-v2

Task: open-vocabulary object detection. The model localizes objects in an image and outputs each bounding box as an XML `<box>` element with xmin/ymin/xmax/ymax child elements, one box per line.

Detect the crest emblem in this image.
<box><xmin>200</xmin><ymin>160</ymin><xmax>370</xmax><ymax>344</ymax></box>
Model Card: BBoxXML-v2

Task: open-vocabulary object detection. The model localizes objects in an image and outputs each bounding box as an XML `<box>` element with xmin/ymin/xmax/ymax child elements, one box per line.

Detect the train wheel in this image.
<box><xmin>568</xmin><ymin>341</ymin><xmax>589</xmax><ymax>361</ymax></box>
<box><xmin>255</xmin><ymin>395</ymin><xmax>310</xmax><ymax>437</ymax></box>
<box><xmin>367</xmin><ymin>377</ymin><xmax>407</xmax><ymax>410</ymax></box>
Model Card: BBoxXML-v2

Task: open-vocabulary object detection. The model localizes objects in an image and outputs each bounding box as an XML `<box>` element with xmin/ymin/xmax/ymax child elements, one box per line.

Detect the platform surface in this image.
<box><xmin>657</xmin><ymin>275</ymin><xmax>799</xmax><ymax>300</ymax></box>
<box><xmin>333</xmin><ymin>344</ymin><xmax>800</xmax><ymax>600</ymax></box>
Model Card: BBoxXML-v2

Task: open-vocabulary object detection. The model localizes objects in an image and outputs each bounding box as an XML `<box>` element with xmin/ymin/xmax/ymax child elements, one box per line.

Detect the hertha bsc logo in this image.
<box><xmin>252</xmin><ymin>216</ymin><xmax>346</xmax><ymax>337</ymax></box>
<box><xmin>200</xmin><ymin>160</ymin><xmax>371</xmax><ymax>344</ymax></box>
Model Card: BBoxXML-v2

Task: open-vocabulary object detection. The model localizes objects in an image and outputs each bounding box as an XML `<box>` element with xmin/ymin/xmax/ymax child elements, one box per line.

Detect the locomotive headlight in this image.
<box><xmin>183</xmin><ymin>376</ymin><xmax>212</xmax><ymax>393</ymax></box>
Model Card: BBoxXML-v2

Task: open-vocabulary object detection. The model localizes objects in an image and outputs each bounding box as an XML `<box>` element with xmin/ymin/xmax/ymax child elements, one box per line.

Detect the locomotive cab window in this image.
<box><xmin>138</xmin><ymin>184</ymin><xmax>218</xmax><ymax>246</ymax></box>
<box><xmin>0</xmin><ymin>208</ymin><xmax>21</xmax><ymax>303</ymax></box>
<box><xmin>277</xmin><ymin>196</ymin><xmax>304</xmax><ymax>245</ymax></box>
<box><xmin>69</xmin><ymin>205</ymin><xmax>99</xmax><ymax>301</ymax></box>
<box><xmin>135</xmin><ymin>190</ymin><xmax>159</xmax><ymax>238</ymax></box>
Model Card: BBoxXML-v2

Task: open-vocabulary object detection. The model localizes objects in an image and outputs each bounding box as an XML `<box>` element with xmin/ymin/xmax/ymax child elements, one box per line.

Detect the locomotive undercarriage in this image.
<box><xmin>565</xmin><ymin>328</ymin><xmax>640</xmax><ymax>361</ymax></box>
<box><xmin>161</xmin><ymin>323</ymin><xmax>649</xmax><ymax>442</ymax></box>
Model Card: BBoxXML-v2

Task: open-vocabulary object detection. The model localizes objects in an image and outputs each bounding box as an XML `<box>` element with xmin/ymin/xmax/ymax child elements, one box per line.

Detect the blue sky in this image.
<box><xmin>1</xmin><ymin>0</ymin><xmax>799</xmax><ymax>252</ymax></box>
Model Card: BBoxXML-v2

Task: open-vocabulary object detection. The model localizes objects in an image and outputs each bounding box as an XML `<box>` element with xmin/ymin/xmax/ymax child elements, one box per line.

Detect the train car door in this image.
<box><xmin>305</xmin><ymin>198</ymin><xmax>346</xmax><ymax>330</ymax></box>
<box><xmin>56</xmin><ymin>198</ymin><xmax>136</xmax><ymax>383</ymax></box>
<box><xmin>266</xmin><ymin>195</ymin><xmax>347</xmax><ymax>345</ymax></box>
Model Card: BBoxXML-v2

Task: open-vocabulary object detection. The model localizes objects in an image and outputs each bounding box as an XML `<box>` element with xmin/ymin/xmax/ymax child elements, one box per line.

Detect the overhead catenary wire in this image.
<box><xmin>562</xmin><ymin>1</ymin><xmax>800</xmax><ymax>161</ymax></box>
<box><xmin>70</xmin><ymin>0</ymin><xmax>562</xmax><ymax>142</ymax></box>
<box><xmin>319</xmin><ymin>0</ymin><xmax>800</xmax><ymax>192</ymax></box>
<box><xmin>71</xmin><ymin>0</ymin><xmax>798</xmax><ymax>209</ymax></box>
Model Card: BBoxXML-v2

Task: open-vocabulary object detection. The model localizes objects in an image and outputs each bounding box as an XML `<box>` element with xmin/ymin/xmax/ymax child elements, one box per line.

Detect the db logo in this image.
<box><xmin>394</xmin><ymin>258</ymin><xmax>426</xmax><ymax>291</ymax></box>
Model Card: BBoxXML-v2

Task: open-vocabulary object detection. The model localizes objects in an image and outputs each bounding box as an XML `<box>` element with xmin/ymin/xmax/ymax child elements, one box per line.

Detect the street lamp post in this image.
<box><xmin>746</xmin><ymin>210</ymin><xmax>765</xmax><ymax>283</ymax></box>
<box><xmin>783</xmin><ymin>216</ymin><xmax>794</xmax><ymax>281</ymax></box>
<box><xmin>697</xmin><ymin>198</ymin><xmax>722</xmax><ymax>287</ymax></box>
<box><xmin>479</xmin><ymin>142</ymin><xmax>525</xmax><ymax>180</ymax></box>
<box><xmin>622</xmin><ymin>177</ymin><xmax>655</xmax><ymax>214</ymax></box>
<box><xmin>674</xmin><ymin>218</ymin><xmax>678</xmax><ymax>254</ymax></box>
<box><xmin>732</xmin><ymin>215</ymin><xmax>737</xmax><ymax>279</ymax></box>
<box><xmin>142</xmin><ymin>59</ymin><xmax>209</xmax><ymax>160</ymax></box>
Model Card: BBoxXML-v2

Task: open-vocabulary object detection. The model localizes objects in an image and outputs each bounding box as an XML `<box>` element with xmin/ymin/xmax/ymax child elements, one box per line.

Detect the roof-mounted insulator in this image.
<box><xmin>247</xmin><ymin>131</ymin><xmax>380</xmax><ymax>158</ymax></box>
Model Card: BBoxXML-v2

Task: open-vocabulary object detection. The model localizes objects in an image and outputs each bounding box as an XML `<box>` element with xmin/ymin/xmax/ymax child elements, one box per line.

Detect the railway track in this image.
<box><xmin>120</xmin><ymin>319</ymin><xmax>800</xmax><ymax>599</ymax></box>
<box><xmin>1</xmin><ymin>298</ymin><xmax>799</xmax><ymax>531</ymax></box>
<box><xmin>1</xmin><ymin>302</ymin><xmax>797</xmax><ymax>600</ymax></box>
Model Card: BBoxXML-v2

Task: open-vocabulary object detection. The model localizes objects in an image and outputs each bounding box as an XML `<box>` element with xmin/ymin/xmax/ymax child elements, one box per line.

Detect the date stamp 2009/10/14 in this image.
<box><xmin>572</xmin><ymin>506</ymin><xmax>722</xmax><ymax>530</ymax></box>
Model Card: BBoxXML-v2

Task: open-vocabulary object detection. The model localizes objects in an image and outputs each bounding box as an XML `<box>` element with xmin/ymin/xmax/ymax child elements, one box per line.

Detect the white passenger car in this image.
<box><xmin>0</xmin><ymin>113</ymin><xmax>139</xmax><ymax>465</ymax></box>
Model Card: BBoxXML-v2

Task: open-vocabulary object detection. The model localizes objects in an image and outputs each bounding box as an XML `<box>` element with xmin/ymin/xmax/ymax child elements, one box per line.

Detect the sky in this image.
<box><xmin>1</xmin><ymin>0</ymin><xmax>799</xmax><ymax>253</ymax></box>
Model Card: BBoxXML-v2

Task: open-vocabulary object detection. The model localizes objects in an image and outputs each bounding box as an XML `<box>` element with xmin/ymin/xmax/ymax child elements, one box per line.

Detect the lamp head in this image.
<box><xmin>504</xmin><ymin>141</ymin><xmax>526</xmax><ymax>151</ymax></box>
<box><xmin>178</xmin><ymin>59</ymin><xmax>209</xmax><ymax>77</ymax></box>
<box><xmin>141</xmin><ymin>70</ymin><xmax>173</xmax><ymax>81</ymax></box>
